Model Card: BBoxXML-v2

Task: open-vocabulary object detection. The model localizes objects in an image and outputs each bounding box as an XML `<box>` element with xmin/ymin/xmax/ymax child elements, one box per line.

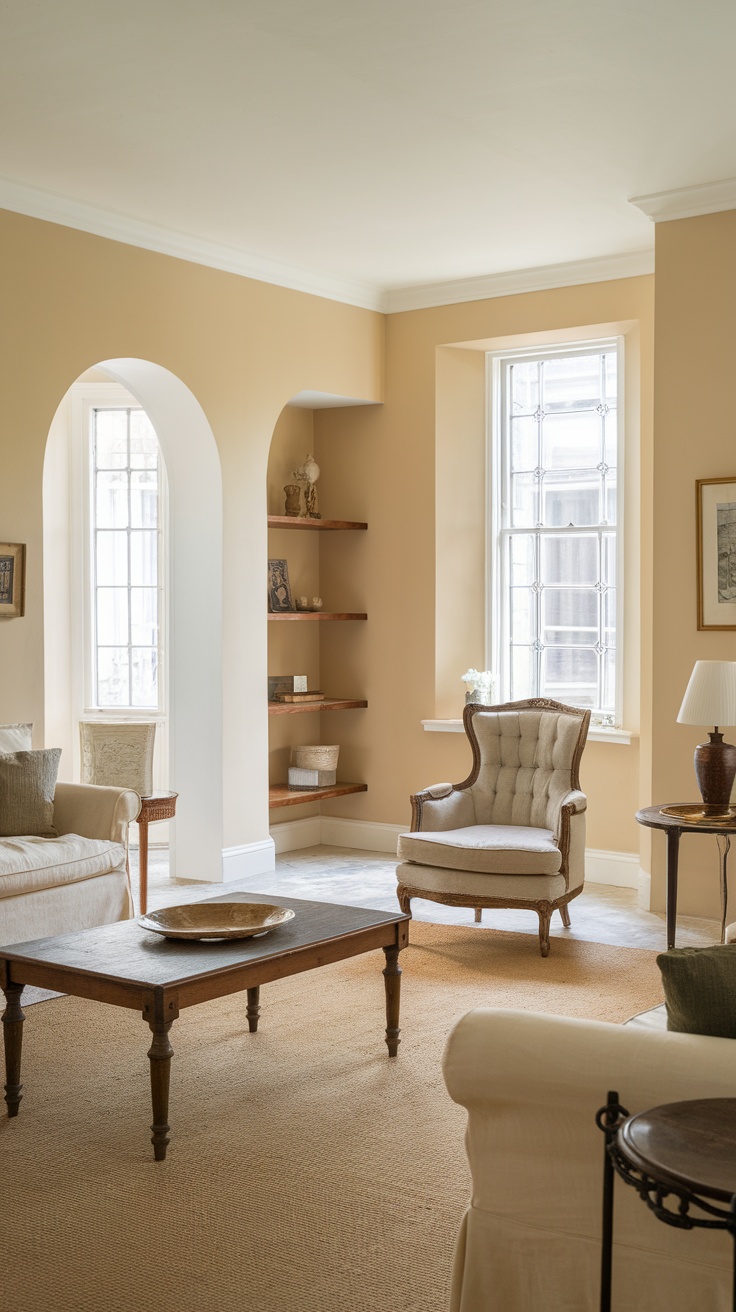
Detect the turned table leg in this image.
<box><xmin>666</xmin><ymin>828</ymin><xmax>681</xmax><ymax>950</ymax></box>
<box><xmin>2</xmin><ymin>982</ymin><xmax>25</xmax><ymax>1117</ymax></box>
<box><xmin>147</xmin><ymin>1015</ymin><xmax>175</xmax><ymax>1161</ymax></box>
<box><xmin>138</xmin><ymin>815</ymin><xmax>150</xmax><ymax>916</ymax></box>
<box><xmin>382</xmin><ymin>945</ymin><xmax>402</xmax><ymax>1057</ymax></box>
<box><xmin>246</xmin><ymin>986</ymin><xmax>260</xmax><ymax>1033</ymax></box>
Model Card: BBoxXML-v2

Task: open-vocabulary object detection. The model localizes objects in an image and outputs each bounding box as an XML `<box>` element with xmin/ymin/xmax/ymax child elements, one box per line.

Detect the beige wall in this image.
<box><xmin>650</xmin><ymin>210</ymin><xmax>736</xmax><ymax>916</ymax></box>
<box><xmin>317</xmin><ymin>277</ymin><xmax>654</xmax><ymax>857</ymax></box>
<box><xmin>0</xmin><ymin>208</ymin><xmax>383</xmax><ymax>853</ymax></box>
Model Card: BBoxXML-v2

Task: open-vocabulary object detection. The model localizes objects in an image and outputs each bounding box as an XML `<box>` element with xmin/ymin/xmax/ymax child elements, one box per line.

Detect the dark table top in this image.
<box><xmin>619</xmin><ymin>1098</ymin><xmax>736</xmax><ymax>1202</ymax></box>
<box><xmin>636</xmin><ymin>804</ymin><xmax>736</xmax><ymax>834</ymax></box>
<box><xmin>0</xmin><ymin>891</ymin><xmax>409</xmax><ymax>990</ymax></box>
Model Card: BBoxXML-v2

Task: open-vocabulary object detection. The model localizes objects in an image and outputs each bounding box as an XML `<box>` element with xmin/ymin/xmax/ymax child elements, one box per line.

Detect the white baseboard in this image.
<box><xmin>270</xmin><ymin>816</ymin><xmax>322</xmax><ymax>854</ymax></box>
<box><xmin>584</xmin><ymin>848</ymin><xmax>640</xmax><ymax>889</ymax></box>
<box><xmin>221</xmin><ymin>839</ymin><xmax>275</xmax><ymax>882</ymax></box>
<box><xmin>319</xmin><ymin>816</ymin><xmax>404</xmax><ymax>853</ymax></box>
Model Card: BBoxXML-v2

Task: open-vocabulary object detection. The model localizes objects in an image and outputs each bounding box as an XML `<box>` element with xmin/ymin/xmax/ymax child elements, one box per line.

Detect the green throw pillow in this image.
<box><xmin>656</xmin><ymin>944</ymin><xmax>736</xmax><ymax>1038</ymax></box>
<box><xmin>0</xmin><ymin>748</ymin><xmax>61</xmax><ymax>838</ymax></box>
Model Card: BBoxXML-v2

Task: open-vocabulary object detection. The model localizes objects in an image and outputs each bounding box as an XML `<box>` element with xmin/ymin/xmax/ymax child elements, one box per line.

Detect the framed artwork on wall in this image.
<box><xmin>267</xmin><ymin>558</ymin><xmax>294</xmax><ymax>612</ymax></box>
<box><xmin>697</xmin><ymin>477</ymin><xmax>736</xmax><ymax>630</ymax></box>
<box><xmin>0</xmin><ymin>543</ymin><xmax>25</xmax><ymax>618</ymax></box>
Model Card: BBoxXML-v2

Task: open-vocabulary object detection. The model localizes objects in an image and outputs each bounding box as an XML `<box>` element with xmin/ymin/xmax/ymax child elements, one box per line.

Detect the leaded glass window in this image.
<box><xmin>91</xmin><ymin>408</ymin><xmax>162</xmax><ymax>708</ymax></box>
<box><xmin>493</xmin><ymin>343</ymin><xmax>621</xmax><ymax>722</ymax></box>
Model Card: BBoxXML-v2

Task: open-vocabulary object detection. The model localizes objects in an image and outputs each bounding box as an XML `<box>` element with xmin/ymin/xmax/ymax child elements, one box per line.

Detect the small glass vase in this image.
<box><xmin>465</xmin><ymin>688</ymin><xmax>494</xmax><ymax>706</ymax></box>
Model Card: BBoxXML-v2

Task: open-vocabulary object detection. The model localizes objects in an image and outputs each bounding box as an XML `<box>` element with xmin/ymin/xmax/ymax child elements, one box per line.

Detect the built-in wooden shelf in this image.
<box><xmin>268</xmin><ymin>611</ymin><xmax>367</xmax><ymax>621</ymax></box>
<box><xmin>268</xmin><ymin>698</ymin><xmax>368</xmax><ymax>716</ymax></box>
<box><xmin>269</xmin><ymin>782</ymin><xmax>367</xmax><ymax>808</ymax></box>
<box><xmin>268</xmin><ymin>516</ymin><xmax>367</xmax><ymax>531</ymax></box>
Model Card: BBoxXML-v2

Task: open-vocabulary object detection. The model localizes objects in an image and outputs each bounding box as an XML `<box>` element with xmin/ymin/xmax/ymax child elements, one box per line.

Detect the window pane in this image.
<box><xmin>96</xmin><ymin>587</ymin><xmax>128</xmax><ymax>645</ymax></box>
<box><xmin>603</xmin><ymin>533</ymin><xmax>616</xmax><ymax>587</ymax></box>
<box><xmin>131</xmin><ymin>648</ymin><xmax>158</xmax><ymax>706</ymax></box>
<box><xmin>96</xmin><ymin>471</ymin><xmax>128</xmax><ymax>528</ymax></box>
<box><xmin>604</xmin><ymin>474</ymin><xmax>617</xmax><ymax>525</ymax></box>
<box><xmin>130</xmin><ymin>411</ymin><xmax>159</xmax><ymax>469</ymax></box>
<box><xmin>510</xmin><ymin>534</ymin><xmax>535</xmax><ymax>585</ymax></box>
<box><xmin>131</xmin><ymin>588</ymin><xmax>158</xmax><ymax>646</ymax></box>
<box><xmin>602</xmin><ymin>650</ymin><xmax>616</xmax><ymax>712</ymax></box>
<box><xmin>130</xmin><ymin>531</ymin><xmax>157</xmax><ymax>586</ymax></box>
<box><xmin>542</xmin><ymin>355</ymin><xmax>602</xmax><ymax>411</ymax></box>
<box><xmin>543</xmin><ymin>470</ymin><xmax>601</xmax><ymax>527</ymax></box>
<box><xmin>511</xmin><ymin>472</ymin><xmax>538</xmax><ymax>527</ymax></box>
<box><xmin>96</xmin><ymin>531</ymin><xmax>128</xmax><ymax>586</ymax></box>
<box><xmin>97</xmin><ymin>648</ymin><xmax>129</xmax><ymax>706</ymax></box>
<box><xmin>509</xmin><ymin>360</ymin><xmax>539</xmax><ymax>415</ymax></box>
<box><xmin>604</xmin><ymin>588</ymin><xmax>616</xmax><ymax>643</ymax></box>
<box><xmin>604</xmin><ymin>352</ymin><xmax>618</xmax><ymax>403</ymax></box>
<box><xmin>510</xmin><ymin>645</ymin><xmax>535</xmax><ymax>700</ymax></box>
<box><xmin>541</xmin><ymin>534</ymin><xmax>598</xmax><ymax>586</ymax></box>
<box><xmin>604</xmin><ymin>409</ymin><xmax>618</xmax><ymax>467</ymax></box>
<box><xmin>541</xmin><ymin>647</ymin><xmax>597</xmax><ymax>706</ymax></box>
<box><xmin>511</xmin><ymin>589</ymin><xmax>535</xmax><ymax>643</ymax></box>
<box><xmin>130</xmin><ymin>470</ymin><xmax>158</xmax><ymax>528</ymax></box>
<box><xmin>541</xmin><ymin>411</ymin><xmax>602</xmax><ymax>470</ymax></box>
<box><xmin>95</xmin><ymin>410</ymin><xmax>128</xmax><ymax>469</ymax></box>
<box><xmin>542</xmin><ymin>588</ymin><xmax>597</xmax><ymax>645</ymax></box>
<box><xmin>510</xmin><ymin>417</ymin><xmax>537</xmax><ymax>471</ymax></box>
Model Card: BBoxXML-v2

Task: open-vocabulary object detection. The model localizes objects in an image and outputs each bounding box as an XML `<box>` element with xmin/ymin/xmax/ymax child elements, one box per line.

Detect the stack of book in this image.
<box><xmin>276</xmin><ymin>689</ymin><xmax>325</xmax><ymax>703</ymax></box>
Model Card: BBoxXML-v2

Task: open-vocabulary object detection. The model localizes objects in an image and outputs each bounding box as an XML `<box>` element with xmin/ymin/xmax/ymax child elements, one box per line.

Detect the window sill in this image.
<box><xmin>420</xmin><ymin>719</ymin><xmax>636</xmax><ymax>746</ymax></box>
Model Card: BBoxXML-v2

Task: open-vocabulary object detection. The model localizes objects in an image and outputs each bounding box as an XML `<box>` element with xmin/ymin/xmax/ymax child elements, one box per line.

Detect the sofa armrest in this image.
<box><xmin>410</xmin><ymin>784</ymin><xmax>475</xmax><ymax>832</ymax></box>
<box><xmin>53</xmin><ymin>782</ymin><xmax>141</xmax><ymax>846</ymax></box>
<box><xmin>442</xmin><ymin>1009</ymin><xmax>734</xmax><ymax>1308</ymax></box>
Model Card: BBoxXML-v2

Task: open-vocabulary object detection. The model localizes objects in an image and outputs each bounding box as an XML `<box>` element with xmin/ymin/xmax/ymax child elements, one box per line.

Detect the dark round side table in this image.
<box><xmin>136</xmin><ymin>791</ymin><xmax>178</xmax><ymax>914</ymax></box>
<box><xmin>636</xmin><ymin>804</ymin><xmax>736</xmax><ymax>949</ymax></box>
<box><xmin>597</xmin><ymin>1092</ymin><xmax>736</xmax><ymax>1311</ymax></box>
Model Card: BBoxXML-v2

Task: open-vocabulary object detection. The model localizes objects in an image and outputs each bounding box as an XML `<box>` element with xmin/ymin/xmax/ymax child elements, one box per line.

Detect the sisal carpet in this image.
<box><xmin>0</xmin><ymin>921</ymin><xmax>663</xmax><ymax>1312</ymax></box>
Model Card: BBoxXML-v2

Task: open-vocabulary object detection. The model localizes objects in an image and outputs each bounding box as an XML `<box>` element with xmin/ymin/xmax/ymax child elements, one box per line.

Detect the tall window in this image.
<box><xmin>491</xmin><ymin>340</ymin><xmax>622</xmax><ymax>723</ymax></box>
<box><xmin>90</xmin><ymin>407</ymin><xmax>163</xmax><ymax>709</ymax></box>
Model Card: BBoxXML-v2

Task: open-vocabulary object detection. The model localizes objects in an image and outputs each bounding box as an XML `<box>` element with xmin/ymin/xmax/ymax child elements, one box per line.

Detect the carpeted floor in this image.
<box><xmin>1</xmin><ymin>922</ymin><xmax>664</xmax><ymax>1312</ymax></box>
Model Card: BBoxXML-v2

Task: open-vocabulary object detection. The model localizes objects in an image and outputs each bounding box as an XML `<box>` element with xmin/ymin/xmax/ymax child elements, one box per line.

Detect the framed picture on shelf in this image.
<box><xmin>268</xmin><ymin>558</ymin><xmax>294</xmax><ymax>613</ymax></box>
<box><xmin>0</xmin><ymin>543</ymin><xmax>25</xmax><ymax>618</ymax></box>
<box><xmin>697</xmin><ymin>476</ymin><xmax>736</xmax><ymax>629</ymax></box>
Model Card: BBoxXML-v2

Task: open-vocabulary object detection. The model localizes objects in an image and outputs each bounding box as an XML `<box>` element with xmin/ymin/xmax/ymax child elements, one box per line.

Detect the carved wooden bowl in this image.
<box><xmin>138</xmin><ymin>902</ymin><xmax>295</xmax><ymax>940</ymax></box>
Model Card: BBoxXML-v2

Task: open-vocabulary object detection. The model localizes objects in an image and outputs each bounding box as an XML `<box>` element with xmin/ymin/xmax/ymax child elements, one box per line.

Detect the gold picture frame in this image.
<box><xmin>0</xmin><ymin>543</ymin><xmax>25</xmax><ymax>618</ymax></box>
<box><xmin>697</xmin><ymin>477</ymin><xmax>736</xmax><ymax>630</ymax></box>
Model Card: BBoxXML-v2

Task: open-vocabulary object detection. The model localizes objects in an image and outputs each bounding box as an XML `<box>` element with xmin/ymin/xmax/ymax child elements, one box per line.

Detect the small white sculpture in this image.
<box><xmin>292</xmin><ymin>452</ymin><xmax>321</xmax><ymax>519</ymax></box>
<box><xmin>311</xmin><ymin>596</ymin><xmax>323</xmax><ymax>611</ymax></box>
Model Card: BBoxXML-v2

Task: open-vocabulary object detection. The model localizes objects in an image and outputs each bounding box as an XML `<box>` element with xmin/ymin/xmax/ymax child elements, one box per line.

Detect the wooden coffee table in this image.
<box><xmin>0</xmin><ymin>892</ymin><xmax>409</xmax><ymax>1160</ymax></box>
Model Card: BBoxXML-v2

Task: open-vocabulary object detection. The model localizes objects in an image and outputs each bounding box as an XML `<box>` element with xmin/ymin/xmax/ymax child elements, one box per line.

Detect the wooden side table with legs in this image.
<box><xmin>136</xmin><ymin>791</ymin><xmax>178</xmax><ymax>914</ymax></box>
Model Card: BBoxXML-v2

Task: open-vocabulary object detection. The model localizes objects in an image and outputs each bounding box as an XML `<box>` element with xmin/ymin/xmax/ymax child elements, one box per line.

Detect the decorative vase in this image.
<box><xmin>466</xmin><ymin>688</ymin><xmax>493</xmax><ymax>706</ymax></box>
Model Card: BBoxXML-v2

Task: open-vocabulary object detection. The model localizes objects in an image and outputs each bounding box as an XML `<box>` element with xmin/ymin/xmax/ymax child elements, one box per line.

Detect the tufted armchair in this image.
<box><xmin>396</xmin><ymin>699</ymin><xmax>590</xmax><ymax>956</ymax></box>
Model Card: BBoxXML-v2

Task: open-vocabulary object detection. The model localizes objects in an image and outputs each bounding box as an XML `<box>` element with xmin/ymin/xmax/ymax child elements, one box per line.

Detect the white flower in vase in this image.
<box><xmin>461</xmin><ymin>669</ymin><xmax>496</xmax><ymax>705</ymax></box>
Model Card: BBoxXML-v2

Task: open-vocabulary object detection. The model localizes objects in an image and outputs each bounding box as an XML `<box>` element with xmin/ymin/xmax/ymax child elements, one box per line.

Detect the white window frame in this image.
<box><xmin>487</xmin><ymin>337</ymin><xmax>625</xmax><ymax>726</ymax></box>
<box><xmin>70</xmin><ymin>382</ymin><xmax>169</xmax><ymax>728</ymax></box>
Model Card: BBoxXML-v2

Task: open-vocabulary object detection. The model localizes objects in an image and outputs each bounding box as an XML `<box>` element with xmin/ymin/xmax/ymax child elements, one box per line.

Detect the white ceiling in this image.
<box><xmin>1</xmin><ymin>0</ymin><xmax>735</xmax><ymax>310</ymax></box>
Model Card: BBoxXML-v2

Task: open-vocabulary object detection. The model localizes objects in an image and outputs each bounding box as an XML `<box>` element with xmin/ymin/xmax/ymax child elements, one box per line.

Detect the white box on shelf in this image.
<box><xmin>287</xmin><ymin>766</ymin><xmax>337</xmax><ymax>790</ymax></box>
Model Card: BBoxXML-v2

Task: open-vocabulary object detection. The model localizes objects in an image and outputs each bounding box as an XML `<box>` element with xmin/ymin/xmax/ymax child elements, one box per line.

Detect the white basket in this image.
<box><xmin>292</xmin><ymin>744</ymin><xmax>340</xmax><ymax>771</ymax></box>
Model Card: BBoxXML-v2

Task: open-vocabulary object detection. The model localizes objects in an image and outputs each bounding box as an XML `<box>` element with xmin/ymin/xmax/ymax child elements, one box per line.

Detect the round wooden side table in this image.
<box><xmin>136</xmin><ymin>791</ymin><xmax>178</xmax><ymax>914</ymax></box>
<box><xmin>597</xmin><ymin>1092</ymin><xmax>736</xmax><ymax>1311</ymax></box>
<box><xmin>636</xmin><ymin>804</ymin><xmax>736</xmax><ymax>949</ymax></box>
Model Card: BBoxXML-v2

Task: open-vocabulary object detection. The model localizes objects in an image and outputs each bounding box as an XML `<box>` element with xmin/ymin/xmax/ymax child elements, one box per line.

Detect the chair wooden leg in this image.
<box><xmin>559</xmin><ymin>902</ymin><xmax>571</xmax><ymax>928</ymax></box>
<box><xmin>474</xmin><ymin>908</ymin><xmax>482</xmax><ymax>924</ymax></box>
<box><xmin>538</xmin><ymin>904</ymin><xmax>552</xmax><ymax>957</ymax></box>
<box><xmin>397</xmin><ymin>885</ymin><xmax>412</xmax><ymax>916</ymax></box>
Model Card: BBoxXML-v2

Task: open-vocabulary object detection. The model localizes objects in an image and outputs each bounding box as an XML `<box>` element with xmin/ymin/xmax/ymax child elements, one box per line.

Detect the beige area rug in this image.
<box><xmin>0</xmin><ymin>922</ymin><xmax>663</xmax><ymax>1312</ymax></box>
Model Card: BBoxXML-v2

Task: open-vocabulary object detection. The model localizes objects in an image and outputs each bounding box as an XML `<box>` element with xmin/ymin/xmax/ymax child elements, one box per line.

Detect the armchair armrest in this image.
<box><xmin>53</xmin><ymin>782</ymin><xmax>141</xmax><ymax>846</ymax></box>
<box><xmin>410</xmin><ymin>783</ymin><xmax>475</xmax><ymax>832</ymax></box>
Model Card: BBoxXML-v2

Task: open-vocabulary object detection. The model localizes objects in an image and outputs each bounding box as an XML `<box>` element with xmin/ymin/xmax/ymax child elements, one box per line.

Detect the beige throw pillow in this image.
<box><xmin>0</xmin><ymin>722</ymin><xmax>32</xmax><ymax>752</ymax></box>
<box><xmin>0</xmin><ymin>748</ymin><xmax>61</xmax><ymax>837</ymax></box>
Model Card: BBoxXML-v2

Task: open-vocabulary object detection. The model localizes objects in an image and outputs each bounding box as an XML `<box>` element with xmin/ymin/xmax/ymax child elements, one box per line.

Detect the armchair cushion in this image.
<box><xmin>657</xmin><ymin>944</ymin><xmax>736</xmax><ymax>1038</ymax></box>
<box><xmin>0</xmin><ymin>834</ymin><xmax>127</xmax><ymax>899</ymax></box>
<box><xmin>0</xmin><ymin>748</ymin><xmax>61</xmax><ymax>838</ymax></box>
<box><xmin>397</xmin><ymin>824</ymin><xmax>562</xmax><ymax>876</ymax></box>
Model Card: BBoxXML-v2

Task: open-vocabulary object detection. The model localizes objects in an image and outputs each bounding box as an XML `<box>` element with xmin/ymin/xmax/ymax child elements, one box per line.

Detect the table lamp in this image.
<box><xmin>677</xmin><ymin>660</ymin><xmax>736</xmax><ymax>817</ymax></box>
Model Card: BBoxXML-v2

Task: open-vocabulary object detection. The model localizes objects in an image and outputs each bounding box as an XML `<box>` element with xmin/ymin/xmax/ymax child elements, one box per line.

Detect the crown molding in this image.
<box><xmin>0</xmin><ymin>175</ymin><xmax>386</xmax><ymax>312</ymax></box>
<box><xmin>384</xmin><ymin>248</ymin><xmax>654</xmax><ymax>313</ymax></box>
<box><xmin>630</xmin><ymin>177</ymin><xmax>736</xmax><ymax>223</ymax></box>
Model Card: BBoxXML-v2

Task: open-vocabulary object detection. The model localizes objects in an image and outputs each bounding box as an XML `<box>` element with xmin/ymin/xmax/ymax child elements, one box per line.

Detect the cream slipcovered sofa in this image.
<box><xmin>0</xmin><ymin>782</ymin><xmax>140</xmax><ymax>946</ymax></box>
<box><xmin>443</xmin><ymin>1008</ymin><xmax>733</xmax><ymax>1311</ymax></box>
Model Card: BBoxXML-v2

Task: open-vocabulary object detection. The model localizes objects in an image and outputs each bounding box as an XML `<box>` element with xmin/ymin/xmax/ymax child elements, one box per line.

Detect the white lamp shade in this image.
<box><xmin>677</xmin><ymin>661</ymin><xmax>736</xmax><ymax>727</ymax></box>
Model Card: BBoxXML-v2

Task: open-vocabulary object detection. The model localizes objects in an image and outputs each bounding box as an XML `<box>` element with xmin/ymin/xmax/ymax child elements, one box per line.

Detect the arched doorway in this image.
<box><xmin>43</xmin><ymin>359</ymin><xmax>223</xmax><ymax>883</ymax></box>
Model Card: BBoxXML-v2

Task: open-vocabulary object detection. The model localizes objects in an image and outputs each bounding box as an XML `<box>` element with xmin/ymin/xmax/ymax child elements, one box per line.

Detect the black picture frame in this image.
<box><xmin>268</xmin><ymin>558</ymin><xmax>294</xmax><ymax>612</ymax></box>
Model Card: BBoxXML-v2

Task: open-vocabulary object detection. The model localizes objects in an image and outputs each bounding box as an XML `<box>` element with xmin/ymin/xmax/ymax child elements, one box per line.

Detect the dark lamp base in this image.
<box><xmin>694</xmin><ymin>731</ymin><xmax>736</xmax><ymax>812</ymax></box>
